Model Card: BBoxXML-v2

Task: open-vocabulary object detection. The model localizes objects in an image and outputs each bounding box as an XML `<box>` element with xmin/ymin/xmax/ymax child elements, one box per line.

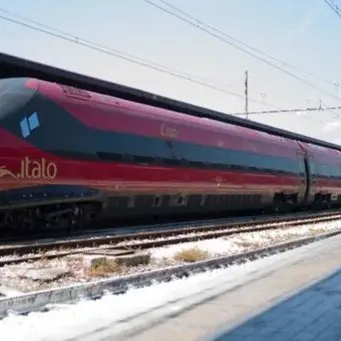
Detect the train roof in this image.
<box><xmin>1</xmin><ymin>52</ymin><xmax>341</xmax><ymax>152</ymax></box>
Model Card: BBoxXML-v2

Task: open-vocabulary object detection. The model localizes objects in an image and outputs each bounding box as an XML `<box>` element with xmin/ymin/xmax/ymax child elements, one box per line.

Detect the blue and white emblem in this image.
<box><xmin>20</xmin><ymin>112</ymin><xmax>40</xmax><ymax>138</ymax></box>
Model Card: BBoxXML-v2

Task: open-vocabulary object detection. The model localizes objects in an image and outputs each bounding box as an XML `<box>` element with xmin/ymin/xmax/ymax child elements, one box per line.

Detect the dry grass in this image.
<box><xmin>173</xmin><ymin>247</ymin><xmax>210</xmax><ymax>263</ymax></box>
<box><xmin>87</xmin><ymin>258</ymin><xmax>124</xmax><ymax>277</ymax></box>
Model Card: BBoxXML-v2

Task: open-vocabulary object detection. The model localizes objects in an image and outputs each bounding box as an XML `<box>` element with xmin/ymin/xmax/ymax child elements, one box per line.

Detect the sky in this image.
<box><xmin>1</xmin><ymin>0</ymin><xmax>341</xmax><ymax>144</ymax></box>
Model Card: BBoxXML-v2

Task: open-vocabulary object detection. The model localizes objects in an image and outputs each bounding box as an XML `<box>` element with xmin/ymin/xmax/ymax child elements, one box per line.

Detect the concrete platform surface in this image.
<box><xmin>75</xmin><ymin>234</ymin><xmax>341</xmax><ymax>341</ymax></box>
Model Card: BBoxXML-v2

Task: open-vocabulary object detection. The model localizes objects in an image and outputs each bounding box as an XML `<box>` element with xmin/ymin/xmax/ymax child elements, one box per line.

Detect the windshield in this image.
<box><xmin>0</xmin><ymin>78</ymin><xmax>37</xmax><ymax>121</ymax></box>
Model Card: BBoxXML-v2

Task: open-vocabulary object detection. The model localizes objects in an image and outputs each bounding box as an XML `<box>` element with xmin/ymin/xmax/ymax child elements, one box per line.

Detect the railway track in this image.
<box><xmin>1</xmin><ymin>209</ymin><xmax>338</xmax><ymax>250</ymax></box>
<box><xmin>0</xmin><ymin>210</ymin><xmax>340</xmax><ymax>267</ymax></box>
<box><xmin>1</xmin><ymin>220</ymin><xmax>341</xmax><ymax>320</ymax></box>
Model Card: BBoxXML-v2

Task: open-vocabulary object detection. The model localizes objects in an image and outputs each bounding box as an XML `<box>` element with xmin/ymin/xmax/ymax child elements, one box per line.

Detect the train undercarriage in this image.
<box><xmin>0</xmin><ymin>188</ymin><xmax>339</xmax><ymax>237</ymax></box>
<box><xmin>0</xmin><ymin>202</ymin><xmax>100</xmax><ymax>235</ymax></box>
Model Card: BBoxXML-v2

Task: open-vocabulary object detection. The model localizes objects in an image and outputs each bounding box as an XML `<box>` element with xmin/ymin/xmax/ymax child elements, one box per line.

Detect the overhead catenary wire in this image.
<box><xmin>324</xmin><ymin>0</ymin><xmax>341</xmax><ymax>18</ymax></box>
<box><xmin>0</xmin><ymin>9</ymin><xmax>280</xmax><ymax>110</ymax></box>
<box><xmin>158</xmin><ymin>0</ymin><xmax>336</xmax><ymax>87</ymax></box>
<box><xmin>143</xmin><ymin>0</ymin><xmax>341</xmax><ymax>102</ymax></box>
<box><xmin>1</xmin><ymin>5</ymin><xmax>337</xmax><ymax>127</ymax></box>
<box><xmin>0</xmin><ymin>8</ymin><xmax>239</xmax><ymax>93</ymax></box>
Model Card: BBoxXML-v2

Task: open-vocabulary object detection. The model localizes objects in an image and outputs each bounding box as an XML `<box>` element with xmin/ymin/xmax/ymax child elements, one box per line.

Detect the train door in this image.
<box><xmin>297</xmin><ymin>143</ymin><xmax>313</xmax><ymax>206</ymax></box>
<box><xmin>308</xmin><ymin>155</ymin><xmax>317</xmax><ymax>203</ymax></box>
<box><xmin>301</xmin><ymin>154</ymin><xmax>311</xmax><ymax>204</ymax></box>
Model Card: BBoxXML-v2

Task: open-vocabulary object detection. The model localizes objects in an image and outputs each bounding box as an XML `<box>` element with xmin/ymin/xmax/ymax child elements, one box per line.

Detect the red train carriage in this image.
<box><xmin>0</xmin><ymin>77</ymin><xmax>340</xmax><ymax>231</ymax></box>
<box><xmin>34</xmin><ymin>77</ymin><xmax>305</xmax><ymax>213</ymax></box>
<box><xmin>299</xmin><ymin>142</ymin><xmax>341</xmax><ymax>208</ymax></box>
<box><xmin>0</xmin><ymin>77</ymin><xmax>306</xmax><ymax>230</ymax></box>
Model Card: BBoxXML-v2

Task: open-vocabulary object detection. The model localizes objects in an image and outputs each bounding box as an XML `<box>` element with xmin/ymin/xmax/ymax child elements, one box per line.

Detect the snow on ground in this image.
<box><xmin>0</xmin><ymin>221</ymin><xmax>341</xmax><ymax>292</ymax></box>
<box><xmin>150</xmin><ymin>220</ymin><xmax>341</xmax><ymax>260</ymax></box>
<box><xmin>0</xmin><ymin>239</ymin><xmax>319</xmax><ymax>341</ymax></box>
<box><xmin>0</xmin><ymin>220</ymin><xmax>339</xmax><ymax>293</ymax></box>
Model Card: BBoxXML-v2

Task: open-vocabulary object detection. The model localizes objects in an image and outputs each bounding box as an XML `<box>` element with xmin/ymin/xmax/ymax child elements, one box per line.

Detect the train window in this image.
<box><xmin>282</xmin><ymin>158</ymin><xmax>286</xmax><ymax>172</ymax></box>
<box><xmin>267</xmin><ymin>156</ymin><xmax>276</xmax><ymax>172</ymax></box>
<box><xmin>279</xmin><ymin>157</ymin><xmax>287</xmax><ymax>173</ymax></box>
<box><xmin>313</xmin><ymin>163</ymin><xmax>319</xmax><ymax>175</ymax></box>
<box><xmin>209</xmin><ymin>147</ymin><xmax>227</xmax><ymax>165</ymax></box>
<box><xmin>326</xmin><ymin>165</ymin><xmax>330</xmax><ymax>177</ymax></box>
<box><xmin>253</xmin><ymin>154</ymin><xmax>263</xmax><ymax>170</ymax></box>
<box><xmin>272</xmin><ymin>156</ymin><xmax>279</xmax><ymax>172</ymax></box>
<box><xmin>180</xmin><ymin>143</ymin><xmax>203</xmax><ymax>163</ymax></box>
<box><xmin>298</xmin><ymin>159</ymin><xmax>305</xmax><ymax>174</ymax></box>
<box><xmin>286</xmin><ymin>159</ymin><xmax>295</xmax><ymax>174</ymax></box>
<box><xmin>222</xmin><ymin>149</ymin><xmax>232</xmax><ymax>165</ymax></box>
<box><xmin>143</xmin><ymin>138</ymin><xmax>172</xmax><ymax>159</ymax></box>
<box><xmin>270</xmin><ymin>156</ymin><xmax>297</xmax><ymax>175</ymax></box>
<box><xmin>0</xmin><ymin>78</ymin><xmax>38</xmax><ymax>121</ymax></box>
<box><xmin>0</xmin><ymin>79</ymin><xmax>11</xmax><ymax>96</ymax></box>
<box><xmin>280</xmin><ymin>158</ymin><xmax>286</xmax><ymax>173</ymax></box>
<box><xmin>332</xmin><ymin>166</ymin><xmax>336</xmax><ymax>177</ymax></box>
<box><xmin>237</xmin><ymin>151</ymin><xmax>253</xmax><ymax>170</ymax></box>
<box><xmin>228</xmin><ymin>150</ymin><xmax>241</xmax><ymax>168</ymax></box>
<box><xmin>330</xmin><ymin>165</ymin><xmax>334</xmax><ymax>177</ymax></box>
<box><xmin>161</xmin><ymin>158</ymin><xmax>176</xmax><ymax>165</ymax></box>
<box><xmin>319</xmin><ymin>164</ymin><xmax>325</xmax><ymax>176</ymax></box>
<box><xmin>132</xmin><ymin>155</ymin><xmax>155</xmax><ymax>164</ymax></box>
<box><xmin>93</xmin><ymin>130</ymin><xmax>341</xmax><ymax>178</ymax></box>
<box><xmin>308</xmin><ymin>162</ymin><xmax>314</xmax><ymax>174</ymax></box>
<box><xmin>96</xmin><ymin>152</ymin><xmax>125</xmax><ymax>161</ymax></box>
<box><xmin>245</xmin><ymin>152</ymin><xmax>258</xmax><ymax>169</ymax></box>
<box><xmin>261</xmin><ymin>155</ymin><xmax>270</xmax><ymax>171</ymax></box>
<box><xmin>267</xmin><ymin>155</ymin><xmax>278</xmax><ymax>172</ymax></box>
<box><xmin>256</xmin><ymin>154</ymin><xmax>267</xmax><ymax>171</ymax></box>
<box><xmin>109</xmin><ymin>133</ymin><xmax>173</xmax><ymax>161</ymax></box>
<box><xmin>171</xmin><ymin>141</ymin><xmax>185</xmax><ymax>161</ymax></box>
<box><xmin>333</xmin><ymin>165</ymin><xmax>339</xmax><ymax>178</ymax></box>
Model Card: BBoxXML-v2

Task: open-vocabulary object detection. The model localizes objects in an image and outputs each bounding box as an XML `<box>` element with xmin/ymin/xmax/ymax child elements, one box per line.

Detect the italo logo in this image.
<box><xmin>0</xmin><ymin>157</ymin><xmax>58</xmax><ymax>180</ymax></box>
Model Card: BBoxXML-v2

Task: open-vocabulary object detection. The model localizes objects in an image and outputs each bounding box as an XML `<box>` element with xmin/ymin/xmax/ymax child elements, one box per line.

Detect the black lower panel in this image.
<box><xmin>0</xmin><ymin>184</ymin><xmax>285</xmax><ymax>218</ymax></box>
<box><xmin>0</xmin><ymin>184</ymin><xmax>101</xmax><ymax>209</ymax></box>
<box><xmin>101</xmin><ymin>193</ymin><xmax>266</xmax><ymax>218</ymax></box>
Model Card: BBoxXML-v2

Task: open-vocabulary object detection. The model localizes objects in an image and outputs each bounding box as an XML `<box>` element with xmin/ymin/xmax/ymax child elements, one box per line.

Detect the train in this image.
<box><xmin>0</xmin><ymin>77</ymin><xmax>341</xmax><ymax>233</ymax></box>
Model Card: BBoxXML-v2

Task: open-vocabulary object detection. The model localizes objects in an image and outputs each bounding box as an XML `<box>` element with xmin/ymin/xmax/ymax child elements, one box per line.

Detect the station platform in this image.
<box><xmin>80</xmin><ymin>233</ymin><xmax>341</xmax><ymax>341</ymax></box>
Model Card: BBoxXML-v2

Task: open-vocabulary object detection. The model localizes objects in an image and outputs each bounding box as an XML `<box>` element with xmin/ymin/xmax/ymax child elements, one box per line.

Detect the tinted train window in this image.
<box><xmin>128</xmin><ymin>137</ymin><xmax>170</xmax><ymax>162</ymax></box>
<box><xmin>209</xmin><ymin>147</ymin><xmax>228</xmax><ymax>165</ymax></box>
<box><xmin>298</xmin><ymin>159</ymin><xmax>305</xmax><ymax>173</ymax></box>
<box><xmin>0</xmin><ymin>78</ymin><xmax>36</xmax><ymax>121</ymax></box>
<box><xmin>96</xmin><ymin>132</ymin><xmax>170</xmax><ymax>160</ymax></box>
<box><xmin>0</xmin><ymin>79</ymin><xmax>10</xmax><ymax>96</ymax></box>
<box><xmin>173</xmin><ymin>142</ymin><xmax>201</xmax><ymax>162</ymax></box>
<box><xmin>0</xmin><ymin>78</ymin><xmax>27</xmax><ymax>96</ymax></box>
<box><xmin>132</xmin><ymin>137</ymin><xmax>171</xmax><ymax>158</ymax></box>
<box><xmin>102</xmin><ymin>129</ymin><xmax>302</xmax><ymax>176</ymax></box>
